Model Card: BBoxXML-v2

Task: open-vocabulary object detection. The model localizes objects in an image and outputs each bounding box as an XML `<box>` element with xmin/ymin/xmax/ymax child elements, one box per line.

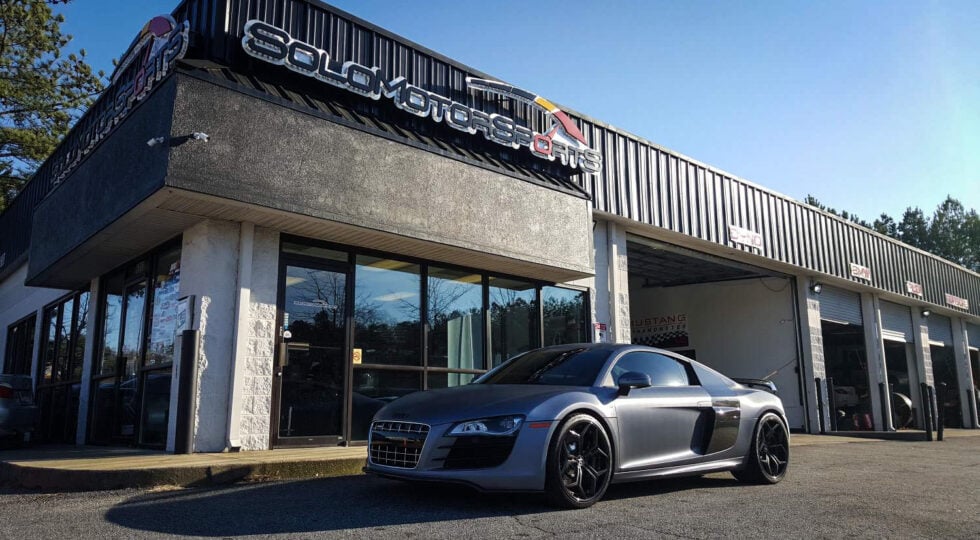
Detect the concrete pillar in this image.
<box><xmin>179</xmin><ymin>219</ymin><xmax>241</xmax><ymax>452</ymax></box>
<box><xmin>950</xmin><ymin>317</ymin><xmax>976</xmax><ymax>428</ymax></box>
<box><xmin>596</xmin><ymin>221</ymin><xmax>631</xmax><ymax>344</ymax></box>
<box><xmin>75</xmin><ymin>278</ymin><xmax>100</xmax><ymax>445</ymax></box>
<box><xmin>910</xmin><ymin>308</ymin><xmax>935</xmax><ymax>429</ymax></box>
<box><xmin>861</xmin><ymin>294</ymin><xmax>890</xmax><ymax>431</ymax></box>
<box><xmin>796</xmin><ymin>278</ymin><xmax>828</xmax><ymax>433</ymax></box>
<box><xmin>235</xmin><ymin>226</ymin><xmax>279</xmax><ymax>451</ymax></box>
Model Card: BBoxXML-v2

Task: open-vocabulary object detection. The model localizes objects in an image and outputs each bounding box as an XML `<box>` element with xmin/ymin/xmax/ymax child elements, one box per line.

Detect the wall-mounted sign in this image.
<box><xmin>593</xmin><ymin>322</ymin><xmax>607</xmax><ymax>331</ymax></box>
<box><xmin>631</xmin><ymin>314</ymin><xmax>689</xmax><ymax>348</ymax></box>
<box><xmin>48</xmin><ymin>16</ymin><xmax>189</xmax><ymax>186</ymax></box>
<box><xmin>241</xmin><ymin>20</ymin><xmax>602</xmax><ymax>174</ymax></box>
<box><xmin>849</xmin><ymin>263</ymin><xmax>871</xmax><ymax>281</ymax></box>
<box><xmin>728</xmin><ymin>224</ymin><xmax>763</xmax><ymax>250</ymax></box>
<box><xmin>905</xmin><ymin>281</ymin><xmax>923</xmax><ymax>296</ymax></box>
<box><xmin>945</xmin><ymin>293</ymin><xmax>969</xmax><ymax>310</ymax></box>
<box><xmin>352</xmin><ymin>348</ymin><xmax>363</xmax><ymax>364</ymax></box>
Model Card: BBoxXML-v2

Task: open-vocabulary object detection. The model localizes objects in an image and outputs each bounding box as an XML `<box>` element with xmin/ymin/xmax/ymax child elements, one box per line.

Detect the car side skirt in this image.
<box><xmin>611</xmin><ymin>458</ymin><xmax>743</xmax><ymax>484</ymax></box>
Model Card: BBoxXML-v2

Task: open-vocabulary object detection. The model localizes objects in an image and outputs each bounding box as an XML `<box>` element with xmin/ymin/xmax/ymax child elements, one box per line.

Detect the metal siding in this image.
<box><xmin>880</xmin><ymin>301</ymin><xmax>913</xmax><ymax>342</ymax></box>
<box><xmin>928</xmin><ymin>314</ymin><xmax>954</xmax><ymax>346</ymax></box>
<box><xmin>819</xmin><ymin>285</ymin><xmax>863</xmax><ymax>326</ymax></box>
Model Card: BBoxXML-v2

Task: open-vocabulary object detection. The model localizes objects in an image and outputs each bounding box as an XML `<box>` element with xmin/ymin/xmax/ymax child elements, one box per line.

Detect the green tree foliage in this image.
<box><xmin>1</xmin><ymin>0</ymin><xmax>104</xmax><ymax>213</ymax></box>
<box><xmin>805</xmin><ymin>194</ymin><xmax>980</xmax><ymax>272</ymax></box>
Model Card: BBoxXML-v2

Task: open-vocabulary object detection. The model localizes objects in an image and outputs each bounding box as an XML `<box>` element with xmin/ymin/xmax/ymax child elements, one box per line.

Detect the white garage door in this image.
<box><xmin>880</xmin><ymin>301</ymin><xmax>913</xmax><ymax>342</ymax></box>
<box><xmin>820</xmin><ymin>286</ymin><xmax>862</xmax><ymax>325</ymax></box>
<box><xmin>927</xmin><ymin>314</ymin><xmax>953</xmax><ymax>346</ymax></box>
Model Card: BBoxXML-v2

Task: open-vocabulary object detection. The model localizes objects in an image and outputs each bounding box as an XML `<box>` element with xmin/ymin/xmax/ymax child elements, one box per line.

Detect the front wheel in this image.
<box><xmin>545</xmin><ymin>414</ymin><xmax>613</xmax><ymax>509</ymax></box>
<box><xmin>732</xmin><ymin>412</ymin><xmax>789</xmax><ymax>484</ymax></box>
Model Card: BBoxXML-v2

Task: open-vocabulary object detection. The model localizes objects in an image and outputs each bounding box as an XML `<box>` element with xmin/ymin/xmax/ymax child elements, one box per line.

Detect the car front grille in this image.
<box><xmin>369</xmin><ymin>421</ymin><xmax>430</xmax><ymax>469</ymax></box>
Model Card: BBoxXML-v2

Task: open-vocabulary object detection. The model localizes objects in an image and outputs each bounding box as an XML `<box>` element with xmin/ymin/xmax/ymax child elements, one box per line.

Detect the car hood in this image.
<box><xmin>375</xmin><ymin>384</ymin><xmax>580</xmax><ymax>426</ymax></box>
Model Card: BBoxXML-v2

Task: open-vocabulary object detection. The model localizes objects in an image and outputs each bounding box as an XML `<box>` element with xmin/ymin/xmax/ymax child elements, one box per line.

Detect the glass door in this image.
<box><xmin>273</xmin><ymin>262</ymin><xmax>349</xmax><ymax>446</ymax></box>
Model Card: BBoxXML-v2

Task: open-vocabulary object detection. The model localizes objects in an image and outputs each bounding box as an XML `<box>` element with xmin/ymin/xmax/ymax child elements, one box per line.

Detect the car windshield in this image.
<box><xmin>478</xmin><ymin>347</ymin><xmax>612</xmax><ymax>386</ymax></box>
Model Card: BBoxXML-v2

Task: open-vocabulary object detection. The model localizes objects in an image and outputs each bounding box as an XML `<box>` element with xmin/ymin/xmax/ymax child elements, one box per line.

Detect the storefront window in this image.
<box><xmin>351</xmin><ymin>368</ymin><xmax>421</xmax><ymax>440</ymax></box>
<box><xmin>353</xmin><ymin>256</ymin><xmax>421</xmax><ymax>366</ymax></box>
<box><xmin>489</xmin><ymin>277</ymin><xmax>539</xmax><ymax>367</ymax></box>
<box><xmin>542</xmin><ymin>286</ymin><xmax>588</xmax><ymax>346</ymax></box>
<box><xmin>35</xmin><ymin>291</ymin><xmax>89</xmax><ymax>443</ymax></box>
<box><xmin>3</xmin><ymin>315</ymin><xmax>36</xmax><ymax>375</ymax></box>
<box><xmin>427</xmin><ymin>267</ymin><xmax>483</xmax><ymax>370</ymax></box>
<box><xmin>146</xmin><ymin>247</ymin><xmax>181</xmax><ymax>366</ymax></box>
<box><xmin>90</xmin><ymin>239</ymin><xmax>180</xmax><ymax>448</ymax></box>
<box><xmin>99</xmin><ymin>273</ymin><xmax>124</xmax><ymax>376</ymax></box>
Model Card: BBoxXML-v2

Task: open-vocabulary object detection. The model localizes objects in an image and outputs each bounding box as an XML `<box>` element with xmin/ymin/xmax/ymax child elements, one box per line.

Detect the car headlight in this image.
<box><xmin>448</xmin><ymin>415</ymin><xmax>524</xmax><ymax>436</ymax></box>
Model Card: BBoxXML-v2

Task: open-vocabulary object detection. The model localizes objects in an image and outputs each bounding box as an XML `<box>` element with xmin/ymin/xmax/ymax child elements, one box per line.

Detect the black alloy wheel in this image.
<box><xmin>545</xmin><ymin>413</ymin><xmax>613</xmax><ymax>509</ymax></box>
<box><xmin>733</xmin><ymin>412</ymin><xmax>789</xmax><ymax>484</ymax></box>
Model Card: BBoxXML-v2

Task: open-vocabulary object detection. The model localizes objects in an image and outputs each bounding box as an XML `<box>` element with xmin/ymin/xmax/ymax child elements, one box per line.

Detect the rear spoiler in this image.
<box><xmin>733</xmin><ymin>378</ymin><xmax>778</xmax><ymax>395</ymax></box>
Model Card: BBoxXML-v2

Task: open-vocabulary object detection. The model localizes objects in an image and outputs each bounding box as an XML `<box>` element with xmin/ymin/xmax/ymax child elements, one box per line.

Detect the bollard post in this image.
<box><xmin>827</xmin><ymin>377</ymin><xmax>838</xmax><ymax>432</ymax></box>
<box><xmin>936</xmin><ymin>383</ymin><xmax>946</xmax><ymax>441</ymax></box>
<box><xmin>920</xmin><ymin>382</ymin><xmax>933</xmax><ymax>442</ymax></box>
<box><xmin>174</xmin><ymin>329</ymin><xmax>200</xmax><ymax>454</ymax></box>
<box><xmin>815</xmin><ymin>378</ymin><xmax>826</xmax><ymax>434</ymax></box>
<box><xmin>879</xmin><ymin>382</ymin><xmax>890</xmax><ymax>431</ymax></box>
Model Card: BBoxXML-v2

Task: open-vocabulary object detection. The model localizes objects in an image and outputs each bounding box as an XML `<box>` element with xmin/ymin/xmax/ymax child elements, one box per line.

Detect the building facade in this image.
<box><xmin>0</xmin><ymin>0</ymin><xmax>978</xmax><ymax>452</ymax></box>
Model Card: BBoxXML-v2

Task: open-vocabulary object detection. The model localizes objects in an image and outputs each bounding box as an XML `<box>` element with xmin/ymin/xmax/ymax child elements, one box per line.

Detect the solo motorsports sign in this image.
<box><xmin>241</xmin><ymin>20</ymin><xmax>602</xmax><ymax>174</ymax></box>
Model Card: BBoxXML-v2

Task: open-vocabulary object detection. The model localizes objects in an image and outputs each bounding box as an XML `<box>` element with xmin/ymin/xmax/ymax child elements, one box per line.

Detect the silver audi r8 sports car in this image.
<box><xmin>364</xmin><ymin>343</ymin><xmax>789</xmax><ymax>508</ymax></box>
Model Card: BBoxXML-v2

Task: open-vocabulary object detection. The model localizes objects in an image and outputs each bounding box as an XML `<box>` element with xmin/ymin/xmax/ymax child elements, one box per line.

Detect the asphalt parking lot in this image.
<box><xmin>1</xmin><ymin>436</ymin><xmax>978</xmax><ymax>539</ymax></box>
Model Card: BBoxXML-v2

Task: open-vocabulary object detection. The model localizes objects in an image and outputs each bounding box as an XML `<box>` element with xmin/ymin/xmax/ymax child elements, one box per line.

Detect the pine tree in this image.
<box><xmin>0</xmin><ymin>0</ymin><xmax>104</xmax><ymax>213</ymax></box>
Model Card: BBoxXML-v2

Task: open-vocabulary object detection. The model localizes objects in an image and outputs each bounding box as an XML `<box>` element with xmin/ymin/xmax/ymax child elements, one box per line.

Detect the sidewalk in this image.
<box><xmin>0</xmin><ymin>445</ymin><xmax>367</xmax><ymax>491</ymax></box>
<box><xmin>2</xmin><ymin>430</ymin><xmax>977</xmax><ymax>492</ymax></box>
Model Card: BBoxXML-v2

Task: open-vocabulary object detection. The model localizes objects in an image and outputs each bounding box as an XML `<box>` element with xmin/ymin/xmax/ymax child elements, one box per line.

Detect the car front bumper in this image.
<box><xmin>363</xmin><ymin>420</ymin><xmax>556</xmax><ymax>492</ymax></box>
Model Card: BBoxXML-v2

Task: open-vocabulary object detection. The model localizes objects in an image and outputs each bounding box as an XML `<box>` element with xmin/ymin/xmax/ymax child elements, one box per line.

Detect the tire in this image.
<box><xmin>545</xmin><ymin>413</ymin><xmax>613</xmax><ymax>509</ymax></box>
<box><xmin>732</xmin><ymin>412</ymin><xmax>789</xmax><ymax>484</ymax></box>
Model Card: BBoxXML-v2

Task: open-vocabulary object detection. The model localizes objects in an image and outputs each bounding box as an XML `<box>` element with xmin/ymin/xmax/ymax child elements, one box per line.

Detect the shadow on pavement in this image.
<box><xmin>105</xmin><ymin>473</ymin><xmax>736</xmax><ymax>536</ymax></box>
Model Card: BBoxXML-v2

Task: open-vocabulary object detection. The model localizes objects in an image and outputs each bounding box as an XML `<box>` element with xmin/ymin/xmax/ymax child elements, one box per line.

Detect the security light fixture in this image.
<box><xmin>809</xmin><ymin>281</ymin><xmax>823</xmax><ymax>294</ymax></box>
<box><xmin>921</xmin><ymin>309</ymin><xmax>931</xmax><ymax>318</ymax></box>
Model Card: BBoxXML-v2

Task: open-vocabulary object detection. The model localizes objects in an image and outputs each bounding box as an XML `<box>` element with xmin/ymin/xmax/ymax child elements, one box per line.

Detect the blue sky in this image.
<box><xmin>56</xmin><ymin>0</ymin><xmax>979</xmax><ymax>221</ymax></box>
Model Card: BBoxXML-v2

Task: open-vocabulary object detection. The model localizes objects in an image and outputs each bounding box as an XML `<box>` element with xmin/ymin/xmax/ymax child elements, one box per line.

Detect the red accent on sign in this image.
<box><xmin>532</xmin><ymin>134</ymin><xmax>552</xmax><ymax>156</ymax></box>
<box><xmin>593</xmin><ymin>323</ymin><xmax>607</xmax><ymax>331</ymax></box>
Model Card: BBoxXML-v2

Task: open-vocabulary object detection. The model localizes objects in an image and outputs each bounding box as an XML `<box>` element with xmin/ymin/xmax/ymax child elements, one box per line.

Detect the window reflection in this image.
<box><xmin>543</xmin><ymin>286</ymin><xmax>588</xmax><ymax>346</ymax></box>
<box><xmin>353</xmin><ymin>256</ymin><xmax>421</xmax><ymax>366</ymax></box>
<box><xmin>427</xmin><ymin>371</ymin><xmax>476</xmax><ymax>389</ymax></box>
<box><xmin>100</xmin><ymin>273</ymin><xmax>124</xmax><ymax>376</ymax></box>
<box><xmin>351</xmin><ymin>368</ymin><xmax>421</xmax><ymax>440</ymax></box>
<box><xmin>428</xmin><ymin>267</ymin><xmax>483</xmax><ymax>370</ymax></box>
<box><xmin>489</xmin><ymin>277</ymin><xmax>539</xmax><ymax>367</ymax></box>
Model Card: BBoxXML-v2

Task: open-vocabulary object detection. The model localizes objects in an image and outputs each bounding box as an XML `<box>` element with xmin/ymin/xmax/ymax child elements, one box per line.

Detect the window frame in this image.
<box><xmin>4</xmin><ymin>313</ymin><xmax>37</xmax><ymax>376</ymax></box>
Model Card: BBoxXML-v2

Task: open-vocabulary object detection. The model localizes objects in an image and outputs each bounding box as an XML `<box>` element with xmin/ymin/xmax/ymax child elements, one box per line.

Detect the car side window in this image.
<box><xmin>612</xmin><ymin>352</ymin><xmax>692</xmax><ymax>387</ymax></box>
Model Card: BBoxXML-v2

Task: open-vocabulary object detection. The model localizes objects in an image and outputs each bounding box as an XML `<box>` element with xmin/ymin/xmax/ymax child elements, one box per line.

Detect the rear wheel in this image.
<box><xmin>732</xmin><ymin>412</ymin><xmax>789</xmax><ymax>484</ymax></box>
<box><xmin>545</xmin><ymin>414</ymin><xmax>613</xmax><ymax>509</ymax></box>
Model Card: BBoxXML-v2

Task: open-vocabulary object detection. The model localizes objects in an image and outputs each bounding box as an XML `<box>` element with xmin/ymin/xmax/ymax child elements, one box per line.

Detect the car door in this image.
<box><xmin>611</xmin><ymin>351</ymin><xmax>711</xmax><ymax>471</ymax></box>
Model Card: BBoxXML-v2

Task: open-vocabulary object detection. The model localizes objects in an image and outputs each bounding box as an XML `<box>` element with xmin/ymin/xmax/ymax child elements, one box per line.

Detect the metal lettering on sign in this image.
<box><xmin>905</xmin><ymin>281</ymin><xmax>923</xmax><ymax>296</ymax></box>
<box><xmin>728</xmin><ymin>224</ymin><xmax>764</xmax><ymax>250</ymax></box>
<box><xmin>47</xmin><ymin>16</ymin><xmax>190</xmax><ymax>186</ymax></box>
<box><xmin>945</xmin><ymin>293</ymin><xmax>969</xmax><ymax>310</ymax></box>
<box><xmin>240</xmin><ymin>20</ymin><xmax>602</xmax><ymax>174</ymax></box>
<box><xmin>849</xmin><ymin>263</ymin><xmax>872</xmax><ymax>280</ymax></box>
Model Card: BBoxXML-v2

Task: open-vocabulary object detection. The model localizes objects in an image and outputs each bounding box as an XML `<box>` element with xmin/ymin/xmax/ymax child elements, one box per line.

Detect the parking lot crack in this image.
<box><xmin>511</xmin><ymin>515</ymin><xmax>556</xmax><ymax>537</ymax></box>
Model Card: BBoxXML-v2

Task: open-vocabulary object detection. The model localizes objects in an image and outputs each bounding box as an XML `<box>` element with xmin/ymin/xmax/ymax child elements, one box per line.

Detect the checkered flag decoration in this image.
<box><xmin>633</xmin><ymin>330</ymin><xmax>689</xmax><ymax>348</ymax></box>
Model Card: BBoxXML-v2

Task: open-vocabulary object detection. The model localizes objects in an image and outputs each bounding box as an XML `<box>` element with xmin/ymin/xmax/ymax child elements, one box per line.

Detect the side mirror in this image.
<box><xmin>617</xmin><ymin>371</ymin><xmax>652</xmax><ymax>396</ymax></box>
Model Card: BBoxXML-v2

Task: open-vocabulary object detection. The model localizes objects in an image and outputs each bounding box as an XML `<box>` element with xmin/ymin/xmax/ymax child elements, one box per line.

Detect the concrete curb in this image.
<box><xmin>0</xmin><ymin>456</ymin><xmax>366</xmax><ymax>492</ymax></box>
